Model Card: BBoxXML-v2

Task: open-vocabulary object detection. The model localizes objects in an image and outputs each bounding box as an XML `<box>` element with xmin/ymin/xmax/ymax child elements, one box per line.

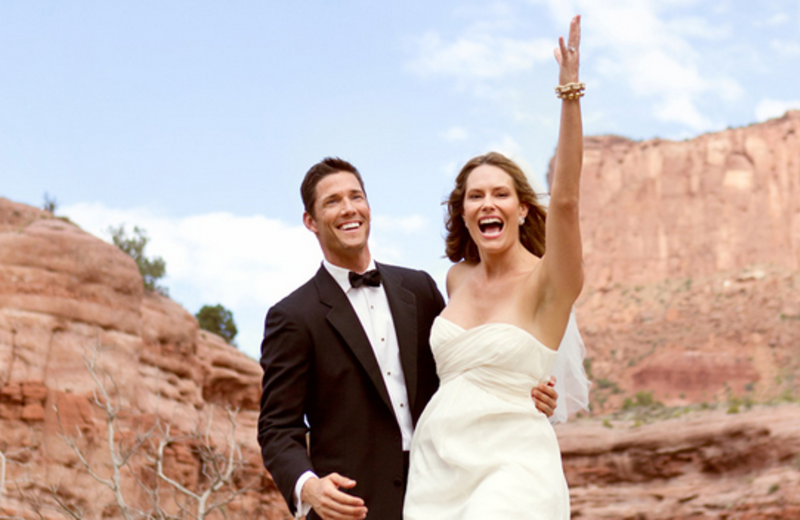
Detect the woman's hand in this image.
<box><xmin>554</xmin><ymin>15</ymin><xmax>581</xmax><ymax>86</ymax></box>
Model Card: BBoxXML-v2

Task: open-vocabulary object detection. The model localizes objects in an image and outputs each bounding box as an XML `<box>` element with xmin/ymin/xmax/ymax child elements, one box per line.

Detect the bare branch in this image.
<box><xmin>47</xmin><ymin>485</ymin><xmax>84</xmax><ymax>520</ymax></box>
<box><xmin>54</xmin><ymin>402</ymin><xmax>115</xmax><ymax>490</ymax></box>
<box><xmin>156</xmin><ymin>428</ymin><xmax>200</xmax><ymax>502</ymax></box>
<box><xmin>17</xmin><ymin>481</ymin><xmax>86</xmax><ymax>520</ymax></box>
<box><xmin>118</xmin><ymin>427</ymin><xmax>156</xmax><ymax>467</ymax></box>
<box><xmin>42</xmin><ymin>337</ymin><xmax>253</xmax><ymax>520</ymax></box>
<box><xmin>50</xmin><ymin>340</ymin><xmax>147</xmax><ymax>520</ymax></box>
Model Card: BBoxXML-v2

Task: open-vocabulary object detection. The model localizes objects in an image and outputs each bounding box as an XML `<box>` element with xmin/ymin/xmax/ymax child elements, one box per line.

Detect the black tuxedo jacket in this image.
<box><xmin>258</xmin><ymin>262</ymin><xmax>445</xmax><ymax>520</ymax></box>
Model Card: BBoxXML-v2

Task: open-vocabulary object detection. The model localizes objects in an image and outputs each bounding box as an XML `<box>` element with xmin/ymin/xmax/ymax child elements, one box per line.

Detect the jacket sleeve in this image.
<box><xmin>425</xmin><ymin>271</ymin><xmax>446</xmax><ymax>315</ymax></box>
<box><xmin>257</xmin><ymin>302</ymin><xmax>314</xmax><ymax>514</ymax></box>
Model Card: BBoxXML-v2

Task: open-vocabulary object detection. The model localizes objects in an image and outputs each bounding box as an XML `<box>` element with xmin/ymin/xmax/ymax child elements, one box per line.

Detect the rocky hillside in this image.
<box><xmin>558</xmin><ymin>404</ymin><xmax>800</xmax><ymax>518</ymax></box>
<box><xmin>2</xmin><ymin>111</ymin><xmax>799</xmax><ymax>519</ymax></box>
<box><xmin>566</xmin><ymin>110</ymin><xmax>800</xmax><ymax>413</ymax></box>
<box><xmin>568</xmin><ymin>110</ymin><xmax>800</xmax><ymax>287</ymax></box>
<box><xmin>554</xmin><ymin>110</ymin><xmax>800</xmax><ymax>518</ymax></box>
<box><xmin>0</xmin><ymin>198</ymin><xmax>289</xmax><ymax>519</ymax></box>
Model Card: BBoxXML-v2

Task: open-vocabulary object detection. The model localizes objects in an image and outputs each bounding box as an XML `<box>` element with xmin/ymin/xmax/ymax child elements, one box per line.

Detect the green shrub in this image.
<box><xmin>196</xmin><ymin>304</ymin><xmax>238</xmax><ymax>346</ymax></box>
<box><xmin>109</xmin><ymin>225</ymin><xmax>168</xmax><ymax>295</ymax></box>
<box><xmin>42</xmin><ymin>192</ymin><xmax>58</xmax><ymax>214</ymax></box>
<box><xmin>622</xmin><ymin>390</ymin><xmax>662</xmax><ymax>410</ymax></box>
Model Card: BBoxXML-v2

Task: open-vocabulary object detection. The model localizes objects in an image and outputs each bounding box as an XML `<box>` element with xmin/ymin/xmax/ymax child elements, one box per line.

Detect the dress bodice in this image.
<box><xmin>404</xmin><ymin>316</ymin><xmax>570</xmax><ymax>520</ymax></box>
<box><xmin>430</xmin><ymin>316</ymin><xmax>558</xmax><ymax>404</ymax></box>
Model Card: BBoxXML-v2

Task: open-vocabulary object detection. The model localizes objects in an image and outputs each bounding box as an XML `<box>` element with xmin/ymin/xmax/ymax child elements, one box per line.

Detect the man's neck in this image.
<box><xmin>323</xmin><ymin>250</ymin><xmax>372</xmax><ymax>273</ymax></box>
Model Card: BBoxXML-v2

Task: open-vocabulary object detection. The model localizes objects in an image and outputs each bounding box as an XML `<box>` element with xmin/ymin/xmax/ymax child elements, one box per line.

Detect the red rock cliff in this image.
<box><xmin>548</xmin><ymin>112</ymin><xmax>800</xmax><ymax>518</ymax></box>
<box><xmin>555</xmin><ymin>111</ymin><xmax>800</xmax><ymax>411</ymax></box>
<box><xmin>556</xmin><ymin>110</ymin><xmax>800</xmax><ymax>288</ymax></box>
<box><xmin>0</xmin><ymin>198</ymin><xmax>288</xmax><ymax>519</ymax></box>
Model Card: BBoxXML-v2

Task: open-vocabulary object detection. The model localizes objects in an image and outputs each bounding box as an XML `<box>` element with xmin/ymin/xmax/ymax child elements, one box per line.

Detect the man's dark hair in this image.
<box><xmin>301</xmin><ymin>157</ymin><xmax>366</xmax><ymax>217</ymax></box>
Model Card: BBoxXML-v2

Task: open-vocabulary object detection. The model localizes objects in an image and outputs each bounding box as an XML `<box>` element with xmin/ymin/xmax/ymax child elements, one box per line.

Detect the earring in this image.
<box><xmin>518</xmin><ymin>216</ymin><xmax>525</xmax><ymax>226</ymax></box>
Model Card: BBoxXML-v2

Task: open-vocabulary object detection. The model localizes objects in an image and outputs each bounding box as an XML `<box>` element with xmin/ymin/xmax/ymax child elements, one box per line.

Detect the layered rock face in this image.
<box><xmin>570</xmin><ymin>110</ymin><xmax>800</xmax><ymax>287</ymax></box>
<box><xmin>565</xmin><ymin>111</ymin><xmax>800</xmax><ymax>410</ymax></box>
<box><xmin>2</xmin><ymin>111</ymin><xmax>799</xmax><ymax>519</ymax></box>
<box><xmin>558</xmin><ymin>405</ymin><xmax>800</xmax><ymax>518</ymax></box>
<box><xmin>552</xmin><ymin>111</ymin><xmax>800</xmax><ymax>518</ymax></box>
<box><xmin>0</xmin><ymin>199</ymin><xmax>287</xmax><ymax>519</ymax></box>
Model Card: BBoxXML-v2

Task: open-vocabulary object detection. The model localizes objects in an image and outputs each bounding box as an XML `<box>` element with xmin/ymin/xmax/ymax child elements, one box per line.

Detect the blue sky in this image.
<box><xmin>3</xmin><ymin>0</ymin><xmax>800</xmax><ymax>359</ymax></box>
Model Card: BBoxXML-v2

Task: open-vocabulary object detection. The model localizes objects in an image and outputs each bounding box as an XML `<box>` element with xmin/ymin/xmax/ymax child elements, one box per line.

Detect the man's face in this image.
<box><xmin>304</xmin><ymin>171</ymin><xmax>371</xmax><ymax>264</ymax></box>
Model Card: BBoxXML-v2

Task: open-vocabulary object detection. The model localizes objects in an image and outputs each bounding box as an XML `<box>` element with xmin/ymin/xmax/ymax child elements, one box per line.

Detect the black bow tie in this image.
<box><xmin>349</xmin><ymin>269</ymin><xmax>381</xmax><ymax>288</ymax></box>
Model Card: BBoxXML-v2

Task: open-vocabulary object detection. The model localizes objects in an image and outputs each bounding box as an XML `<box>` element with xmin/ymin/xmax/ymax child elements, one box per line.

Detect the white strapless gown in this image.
<box><xmin>403</xmin><ymin>317</ymin><xmax>570</xmax><ymax>519</ymax></box>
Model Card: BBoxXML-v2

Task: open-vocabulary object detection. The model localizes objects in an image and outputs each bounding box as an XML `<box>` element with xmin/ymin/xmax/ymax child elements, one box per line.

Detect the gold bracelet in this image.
<box><xmin>555</xmin><ymin>82</ymin><xmax>585</xmax><ymax>100</ymax></box>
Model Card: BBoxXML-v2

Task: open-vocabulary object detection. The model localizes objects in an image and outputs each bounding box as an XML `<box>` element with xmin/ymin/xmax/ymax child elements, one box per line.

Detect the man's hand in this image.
<box><xmin>301</xmin><ymin>473</ymin><xmax>368</xmax><ymax>520</ymax></box>
<box><xmin>532</xmin><ymin>376</ymin><xmax>558</xmax><ymax>417</ymax></box>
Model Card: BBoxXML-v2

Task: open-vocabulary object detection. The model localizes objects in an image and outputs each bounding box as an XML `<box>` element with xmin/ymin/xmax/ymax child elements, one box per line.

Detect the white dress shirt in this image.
<box><xmin>294</xmin><ymin>259</ymin><xmax>413</xmax><ymax>516</ymax></box>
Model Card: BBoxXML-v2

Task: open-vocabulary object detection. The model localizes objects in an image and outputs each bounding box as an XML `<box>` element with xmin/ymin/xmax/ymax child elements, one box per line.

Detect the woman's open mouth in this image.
<box><xmin>478</xmin><ymin>217</ymin><xmax>504</xmax><ymax>237</ymax></box>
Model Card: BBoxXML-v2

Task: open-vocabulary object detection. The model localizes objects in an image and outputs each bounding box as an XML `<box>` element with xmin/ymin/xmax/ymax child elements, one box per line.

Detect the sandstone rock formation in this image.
<box><xmin>2</xmin><ymin>111</ymin><xmax>800</xmax><ymax>519</ymax></box>
<box><xmin>577</xmin><ymin>264</ymin><xmax>800</xmax><ymax>413</ymax></box>
<box><xmin>549</xmin><ymin>110</ymin><xmax>800</xmax><ymax>518</ymax></box>
<box><xmin>564</xmin><ymin>111</ymin><xmax>800</xmax><ymax>412</ymax></box>
<box><xmin>0</xmin><ymin>198</ymin><xmax>288</xmax><ymax>519</ymax></box>
<box><xmin>558</xmin><ymin>404</ymin><xmax>800</xmax><ymax>519</ymax></box>
<box><xmin>564</xmin><ymin>110</ymin><xmax>800</xmax><ymax>288</ymax></box>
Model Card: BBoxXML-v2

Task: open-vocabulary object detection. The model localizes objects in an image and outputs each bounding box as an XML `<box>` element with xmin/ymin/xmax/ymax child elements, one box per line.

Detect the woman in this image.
<box><xmin>403</xmin><ymin>15</ymin><xmax>585</xmax><ymax>519</ymax></box>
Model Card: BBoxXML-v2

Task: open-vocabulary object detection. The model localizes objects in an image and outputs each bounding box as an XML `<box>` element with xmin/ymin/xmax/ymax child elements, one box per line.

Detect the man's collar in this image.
<box><xmin>322</xmin><ymin>258</ymin><xmax>377</xmax><ymax>294</ymax></box>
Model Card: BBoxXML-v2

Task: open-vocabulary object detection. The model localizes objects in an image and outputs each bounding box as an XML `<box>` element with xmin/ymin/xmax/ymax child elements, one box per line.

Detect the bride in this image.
<box><xmin>403</xmin><ymin>15</ymin><xmax>585</xmax><ymax>519</ymax></box>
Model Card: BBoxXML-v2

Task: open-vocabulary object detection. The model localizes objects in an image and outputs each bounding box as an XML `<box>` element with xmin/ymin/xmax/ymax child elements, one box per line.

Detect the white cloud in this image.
<box><xmin>440</xmin><ymin>126</ymin><xmax>470</xmax><ymax>142</ymax></box>
<box><xmin>653</xmin><ymin>95</ymin><xmax>713</xmax><ymax>131</ymax></box>
<box><xmin>755</xmin><ymin>98</ymin><xmax>800</xmax><ymax>122</ymax></box>
<box><xmin>577</xmin><ymin>0</ymin><xmax>742</xmax><ymax>132</ymax></box>
<box><xmin>61</xmin><ymin>203</ymin><xmax>440</xmax><ymax>360</ymax></box>
<box><xmin>405</xmin><ymin>0</ymin><xmax>783</xmax><ymax>136</ymax></box>
<box><xmin>770</xmin><ymin>39</ymin><xmax>800</xmax><ymax>56</ymax></box>
<box><xmin>62</xmin><ymin>203</ymin><xmax>322</xmax><ymax>359</ymax></box>
<box><xmin>484</xmin><ymin>135</ymin><xmax>548</xmax><ymax>194</ymax></box>
<box><xmin>407</xmin><ymin>31</ymin><xmax>552</xmax><ymax>80</ymax></box>
<box><xmin>372</xmin><ymin>214</ymin><xmax>427</xmax><ymax>234</ymax></box>
<box><xmin>440</xmin><ymin>160</ymin><xmax>461</xmax><ymax>179</ymax></box>
<box><xmin>523</xmin><ymin>0</ymin><xmax>744</xmax><ymax>133</ymax></box>
<box><xmin>760</xmin><ymin>13</ymin><xmax>790</xmax><ymax>26</ymax></box>
<box><xmin>526</xmin><ymin>0</ymin><xmax>577</xmax><ymax>25</ymax></box>
<box><xmin>487</xmin><ymin>134</ymin><xmax>526</xmax><ymax>158</ymax></box>
<box><xmin>369</xmin><ymin>214</ymin><xmax>436</xmax><ymax>266</ymax></box>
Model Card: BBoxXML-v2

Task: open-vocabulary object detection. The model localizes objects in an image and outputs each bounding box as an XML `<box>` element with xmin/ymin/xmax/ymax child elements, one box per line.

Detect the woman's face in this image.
<box><xmin>462</xmin><ymin>164</ymin><xmax>528</xmax><ymax>255</ymax></box>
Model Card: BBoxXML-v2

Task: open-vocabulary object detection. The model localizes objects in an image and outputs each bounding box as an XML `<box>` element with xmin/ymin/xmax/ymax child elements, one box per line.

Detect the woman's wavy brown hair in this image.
<box><xmin>445</xmin><ymin>152</ymin><xmax>547</xmax><ymax>263</ymax></box>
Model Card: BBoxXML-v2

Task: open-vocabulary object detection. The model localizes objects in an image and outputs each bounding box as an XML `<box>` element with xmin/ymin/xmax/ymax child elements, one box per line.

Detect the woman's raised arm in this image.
<box><xmin>539</xmin><ymin>14</ymin><xmax>585</xmax><ymax>310</ymax></box>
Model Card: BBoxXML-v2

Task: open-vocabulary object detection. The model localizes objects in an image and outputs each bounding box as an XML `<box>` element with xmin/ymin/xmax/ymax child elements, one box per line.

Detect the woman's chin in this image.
<box><xmin>475</xmin><ymin>238</ymin><xmax>512</xmax><ymax>255</ymax></box>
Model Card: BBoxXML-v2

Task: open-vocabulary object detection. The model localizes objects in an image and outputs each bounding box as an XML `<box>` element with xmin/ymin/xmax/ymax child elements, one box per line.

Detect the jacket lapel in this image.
<box><xmin>377</xmin><ymin>263</ymin><xmax>420</xmax><ymax>412</ymax></box>
<box><xmin>315</xmin><ymin>266</ymin><xmax>394</xmax><ymax>412</ymax></box>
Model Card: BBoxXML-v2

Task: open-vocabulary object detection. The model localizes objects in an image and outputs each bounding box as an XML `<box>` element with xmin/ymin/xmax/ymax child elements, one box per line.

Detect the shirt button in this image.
<box><xmin>381</xmin><ymin>338</ymin><xmax>385</xmax><ymax>342</ymax></box>
<box><xmin>400</xmin><ymin>403</ymin><xmax>404</xmax><ymax>408</ymax></box>
<box><xmin>387</xmin><ymin>371</ymin><xmax>391</xmax><ymax>376</ymax></box>
<box><xmin>394</xmin><ymin>478</ymin><xmax>403</xmax><ymax>487</ymax></box>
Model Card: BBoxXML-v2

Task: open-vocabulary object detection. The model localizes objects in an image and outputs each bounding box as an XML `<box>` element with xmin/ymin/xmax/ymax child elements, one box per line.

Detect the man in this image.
<box><xmin>258</xmin><ymin>158</ymin><xmax>557</xmax><ymax>520</ymax></box>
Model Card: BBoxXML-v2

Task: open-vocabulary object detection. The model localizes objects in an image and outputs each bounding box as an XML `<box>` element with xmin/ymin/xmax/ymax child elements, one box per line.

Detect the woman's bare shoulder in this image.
<box><xmin>445</xmin><ymin>261</ymin><xmax>475</xmax><ymax>296</ymax></box>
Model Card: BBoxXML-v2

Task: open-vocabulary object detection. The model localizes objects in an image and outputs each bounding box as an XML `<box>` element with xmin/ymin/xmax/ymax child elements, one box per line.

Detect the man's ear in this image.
<box><xmin>303</xmin><ymin>211</ymin><xmax>318</xmax><ymax>233</ymax></box>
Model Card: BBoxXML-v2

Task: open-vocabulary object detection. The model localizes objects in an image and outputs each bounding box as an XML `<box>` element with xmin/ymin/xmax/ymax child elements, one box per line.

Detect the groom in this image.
<box><xmin>257</xmin><ymin>157</ymin><xmax>557</xmax><ymax>520</ymax></box>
